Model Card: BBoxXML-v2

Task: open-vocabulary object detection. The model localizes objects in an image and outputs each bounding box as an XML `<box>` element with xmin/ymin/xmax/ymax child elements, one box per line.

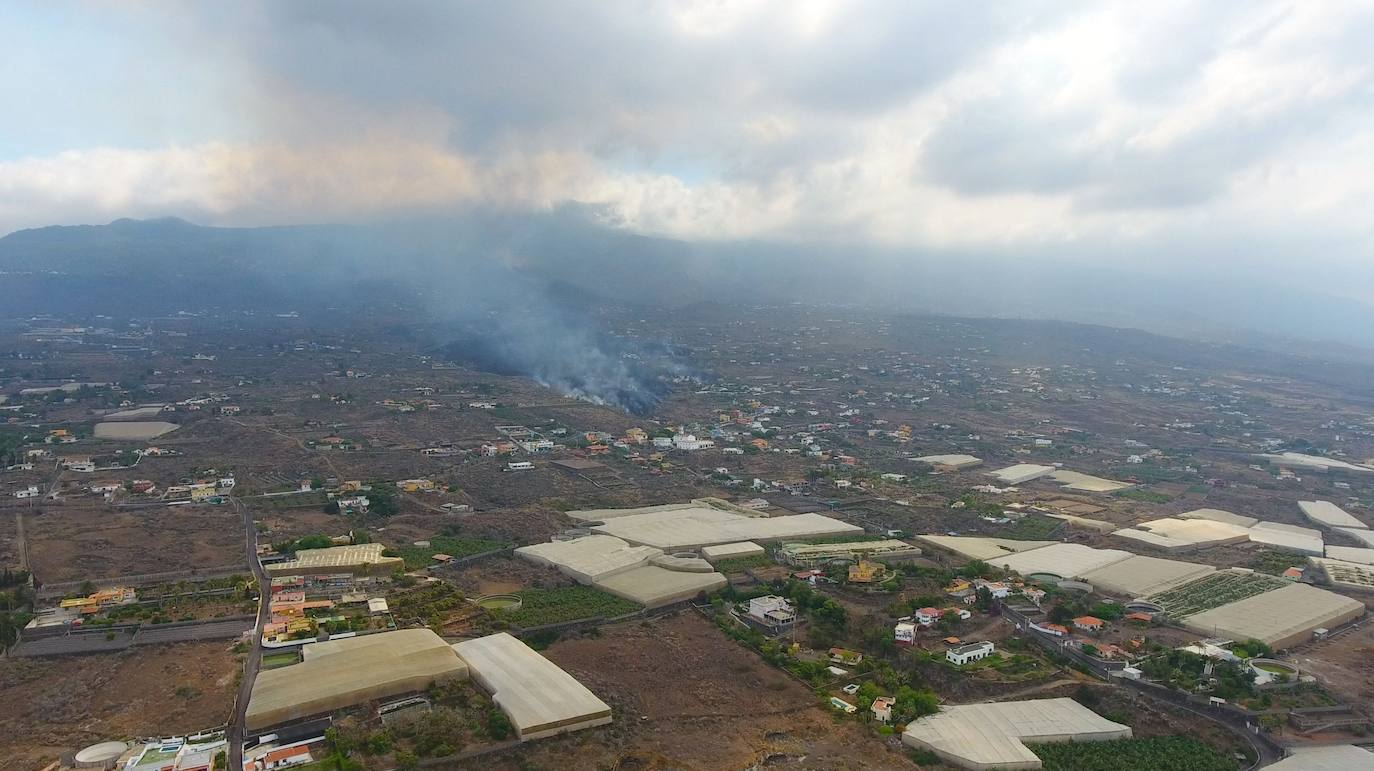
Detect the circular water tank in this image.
<box><xmin>74</xmin><ymin>741</ymin><xmax>128</xmax><ymax>769</ymax></box>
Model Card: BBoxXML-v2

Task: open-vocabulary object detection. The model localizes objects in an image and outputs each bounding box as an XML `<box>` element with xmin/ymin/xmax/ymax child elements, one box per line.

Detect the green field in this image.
<box><xmin>999</xmin><ymin>514</ymin><xmax>1063</xmax><ymax>541</ymax></box>
<box><xmin>262</xmin><ymin>652</ymin><xmax>299</xmax><ymax>669</ymax></box>
<box><xmin>711</xmin><ymin>554</ymin><xmax>774</xmax><ymax>573</ymax></box>
<box><xmin>1149</xmin><ymin>571</ymin><xmax>1286</xmax><ymax>617</ymax></box>
<box><xmin>390</xmin><ymin>535</ymin><xmax>508</xmax><ymax>570</ymax></box>
<box><xmin>1034</xmin><ymin>736</ymin><xmax>1239</xmax><ymax>771</ymax></box>
<box><xmin>501</xmin><ymin>586</ymin><xmax>639</xmax><ymax>628</ymax></box>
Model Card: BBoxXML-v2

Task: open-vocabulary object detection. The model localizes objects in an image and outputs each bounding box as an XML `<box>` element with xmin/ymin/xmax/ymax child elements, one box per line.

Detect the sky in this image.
<box><xmin>2</xmin><ymin>1</ymin><xmax>1373</xmax><ymax>298</ymax></box>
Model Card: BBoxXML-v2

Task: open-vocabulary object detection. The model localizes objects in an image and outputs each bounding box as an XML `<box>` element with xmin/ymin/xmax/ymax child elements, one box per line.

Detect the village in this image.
<box><xmin>3</xmin><ymin>305</ymin><xmax>1374</xmax><ymax>770</ymax></box>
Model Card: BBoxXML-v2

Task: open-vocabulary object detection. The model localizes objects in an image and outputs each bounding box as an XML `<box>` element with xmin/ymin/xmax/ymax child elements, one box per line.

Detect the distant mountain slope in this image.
<box><xmin>3</xmin><ymin>212</ymin><xmax>1373</xmax><ymax>358</ymax></box>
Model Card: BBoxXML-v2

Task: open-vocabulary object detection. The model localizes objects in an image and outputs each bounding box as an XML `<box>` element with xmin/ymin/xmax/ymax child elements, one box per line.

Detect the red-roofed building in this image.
<box><xmin>263</xmin><ymin>745</ymin><xmax>313</xmax><ymax>769</ymax></box>
<box><xmin>1073</xmin><ymin>616</ymin><xmax>1105</xmax><ymax>634</ymax></box>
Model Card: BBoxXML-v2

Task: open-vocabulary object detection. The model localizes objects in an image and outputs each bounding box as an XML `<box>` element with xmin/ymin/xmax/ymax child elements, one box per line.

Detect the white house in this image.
<box><xmin>746</xmin><ymin>595</ymin><xmax>797</xmax><ymax>626</ymax></box>
<box><xmin>505</xmin><ymin>461</ymin><xmax>534</xmax><ymax>472</ymax></box>
<box><xmin>336</xmin><ymin>495</ymin><xmax>370</xmax><ymax>514</ymax></box>
<box><xmin>14</xmin><ymin>485</ymin><xmax>40</xmax><ymax>499</ymax></box>
<box><xmin>672</xmin><ymin>434</ymin><xmax>714</xmax><ymax>451</ymax></box>
<box><xmin>217</xmin><ymin>476</ymin><xmax>236</xmax><ymax>489</ymax></box>
<box><xmin>872</xmin><ymin>696</ymin><xmax>895</xmax><ymax>724</ymax></box>
<box><xmin>946</xmin><ymin>641</ymin><xmax>995</xmax><ymax>666</ymax></box>
<box><xmin>974</xmin><ymin>579</ymin><xmax>1011</xmax><ymax>599</ymax></box>
<box><xmin>894</xmin><ymin>621</ymin><xmax>917</xmax><ymax>646</ymax></box>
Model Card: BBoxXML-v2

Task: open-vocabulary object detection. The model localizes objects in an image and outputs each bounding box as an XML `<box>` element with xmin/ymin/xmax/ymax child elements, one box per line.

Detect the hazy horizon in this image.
<box><xmin>3</xmin><ymin>1</ymin><xmax>1374</xmax><ymax>305</ymax></box>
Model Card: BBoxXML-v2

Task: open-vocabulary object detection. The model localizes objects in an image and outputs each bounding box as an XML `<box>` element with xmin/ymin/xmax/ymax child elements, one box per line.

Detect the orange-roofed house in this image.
<box><xmin>263</xmin><ymin>744</ymin><xmax>313</xmax><ymax>769</ymax></box>
<box><xmin>1039</xmin><ymin>622</ymin><xmax>1070</xmax><ymax>637</ymax></box>
<box><xmin>1073</xmin><ymin>616</ymin><xmax>1105</xmax><ymax>634</ymax></box>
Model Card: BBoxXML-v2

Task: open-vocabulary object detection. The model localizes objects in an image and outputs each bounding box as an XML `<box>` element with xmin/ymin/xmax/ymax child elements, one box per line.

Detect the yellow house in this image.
<box><xmin>848</xmin><ymin>560</ymin><xmax>883</xmax><ymax>583</ymax></box>
<box><xmin>398</xmin><ymin>478</ymin><xmax>435</xmax><ymax>493</ymax></box>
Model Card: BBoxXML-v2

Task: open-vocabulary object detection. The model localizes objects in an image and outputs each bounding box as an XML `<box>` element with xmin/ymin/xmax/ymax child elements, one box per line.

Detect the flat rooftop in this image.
<box><xmin>987</xmin><ymin>464</ymin><xmax>1057</xmax><ymax>485</ymax></box>
<box><xmin>453</xmin><ymin>632</ymin><xmax>611</xmax><ymax>741</ymax></box>
<box><xmin>1300</xmin><ymin>500</ymin><xmax>1368</xmax><ymax>529</ymax></box>
<box><xmin>915</xmin><ymin>535</ymin><xmax>1057</xmax><ymax>562</ymax></box>
<box><xmin>902</xmin><ymin>697</ymin><xmax>1131</xmax><ymax>770</ymax></box>
<box><xmin>247</xmin><ymin>628</ymin><xmax>468</xmax><ymax>730</ymax></box>
<box><xmin>265</xmin><ymin>542</ymin><xmax>404</xmax><ymax>576</ymax></box>
<box><xmin>575</xmin><ymin>504</ymin><xmax>861</xmax><ymax>549</ymax></box>
<box><xmin>515</xmin><ymin>535</ymin><xmax>661</xmax><ymax>583</ymax></box>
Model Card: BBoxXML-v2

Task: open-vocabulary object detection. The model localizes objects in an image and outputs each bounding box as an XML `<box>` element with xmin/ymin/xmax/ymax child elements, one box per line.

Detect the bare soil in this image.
<box><xmin>0</xmin><ymin>641</ymin><xmax>240</xmax><ymax>771</ymax></box>
<box><xmin>469</xmin><ymin>611</ymin><xmax>919</xmax><ymax>770</ymax></box>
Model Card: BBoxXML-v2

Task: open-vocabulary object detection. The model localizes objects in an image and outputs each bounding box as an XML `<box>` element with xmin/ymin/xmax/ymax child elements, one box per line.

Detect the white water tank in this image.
<box><xmin>73</xmin><ymin>741</ymin><xmax>128</xmax><ymax>769</ymax></box>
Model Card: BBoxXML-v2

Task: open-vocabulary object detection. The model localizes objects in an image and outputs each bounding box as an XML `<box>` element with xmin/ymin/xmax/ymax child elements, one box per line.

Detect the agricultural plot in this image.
<box><xmin>390</xmin><ymin>535</ymin><xmax>508</xmax><ymax>570</ymax></box>
<box><xmin>1148</xmin><ymin>571</ymin><xmax>1285</xmax><ymax>618</ymax></box>
<box><xmin>999</xmin><ymin>515</ymin><xmax>1063</xmax><ymax>541</ymax></box>
<box><xmin>501</xmin><ymin>585</ymin><xmax>640</xmax><ymax>628</ymax></box>
<box><xmin>1034</xmin><ymin>736</ymin><xmax>1239</xmax><ymax>771</ymax></box>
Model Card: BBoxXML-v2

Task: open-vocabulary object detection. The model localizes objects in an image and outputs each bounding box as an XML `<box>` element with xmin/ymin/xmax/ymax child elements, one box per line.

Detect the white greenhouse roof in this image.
<box><xmin>1178</xmin><ymin>508</ymin><xmax>1258</xmax><ymax>527</ymax></box>
<box><xmin>991</xmin><ymin>543</ymin><xmax>1133</xmax><ymax>579</ymax></box>
<box><xmin>1080</xmin><ymin>555</ymin><xmax>1215</xmax><ymax>598</ymax></box>
<box><xmin>1182</xmin><ymin>582</ymin><xmax>1365</xmax><ymax>649</ymax></box>
<box><xmin>987</xmin><ymin>464</ymin><xmax>1057</xmax><ymax>485</ymax></box>
<box><xmin>515</xmin><ymin>535</ymin><xmax>660</xmax><ymax>582</ymax></box>
<box><xmin>915</xmin><ymin>536</ymin><xmax>1057</xmax><ymax>562</ymax></box>
<box><xmin>902</xmin><ymin>698</ymin><xmax>1131</xmax><ymax>770</ymax></box>
<box><xmin>1300</xmin><ymin>501</ymin><xmax>1368</xmax><ymax>529</ymax></box>
<box><xmin>584</xmin><ymin>507</ymin><xmax>861</xmax><ymax>549</ymax></box>
<box><xmin>453</xmin><ymin>632</ymin><xmax>611</xmax><ymax>740</ymax></box>
<box><xmin>1267</xmin><ymin>745</ymin><xmax>1374</xmax><ymax>770</ymax></box>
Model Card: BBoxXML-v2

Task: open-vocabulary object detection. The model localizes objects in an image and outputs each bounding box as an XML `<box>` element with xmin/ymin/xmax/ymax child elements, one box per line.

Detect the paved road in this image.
<box><xmin>228</xmin><ymin>497</ymin><xmax>270</xmax><ymax>771</ymax></box>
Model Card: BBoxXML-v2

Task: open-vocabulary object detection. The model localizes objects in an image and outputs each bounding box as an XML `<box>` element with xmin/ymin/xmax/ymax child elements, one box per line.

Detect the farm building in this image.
<box><xmin>1266</xmin><ymin>744</ymin><xmax>1374</xmax><ymax>770</ymax></box>
<box><xmin>1324</xmin><ymin>546</ymin><xmax>1374</xmax><ymax>566</ymax></box>
<box><xmin>1080</xmin><ymin>555</ymin><xmax>1215</xmax><ymax>598</ymax></box>
<box><xmin>987</xmin><ymin>464</ymin><xmax>1057</xmax><ymax>485</ymax></box>
<box><xmin>265</xmin><ymin>543</ymin><xmax>404</xmax><ymax>577</ymax></box>
<box><xmin>1112</xmin><ymin>518</ymin><xmax>1251</xmax><ymax>551</ymax></box>
<box><xmin>1258</xmin><ymin>453</ymin><xmax>1374</xmax><ymax>475</ymax></box>
<box><xmin>246</xmin><ymin>629</ymin><xmax>469</xmax><ymax>729</ymax></box>
<box><xmin>452</xmin><ymin>632</ymin><xmax>612</xmax><ymax>740</ymax></box>
<box><xmin>514</xmin><ymin>534</ymin><xmax>725</xmax><ymax>607</ymax></box>
<box><xmin>567</xmin><ymin>500</ymin><xmax>861</xmax><ymax>549</ymax></box>
<box><xmin>594</xmin><ymin>563</ymin><xmax>726</xmax><ymax>607</ymax></box>
<box><xmin>516</xmin><ymin>535</ymin><xmax>661</xmax><ymax>583</ymax></box>
<box><xmin>1179</xmin><ymin>582</ymin><xmax>1365</xmax><ymax>649</ymax></box>
<box><xmin>1178</xmin><ymin>508</ymin><xmax>1259</xmax><ymax>528</ymax></box>
<box><xmin>700</xmin><ymin>541</ymin><xmax>765</xmax><ymax>562</ymax></box>
<box><xmin>914</xmin><ymin>454</ymin><xmax>984</xmax><ymax>470</ymax></box>
<box><xmin>1300</xmin><ymin>500</ymin><xmax>1368</xmax><ymax>530</ymax></box>
<box><xmin>779</xmin><ymin>539</ymin><xmax>921</xmax><ymax>566</ymax></box>
<box><xmin>1247</xmin><ymin>522</ymin><xmax>1325</xmax><ymax>556</ymax></box>
<box><xmin>915</xmin><ymin>535</ymin><xmax>1057</xmax><ymax>562</ymax></box>
<box><xmin>1046</xmin><ymin>470</ymin><xmax>1132</xmax><ymax>493</ymax></box>
<box><xmin>1338</xmin><ymin>528</ymin><xmax>1374</xmax><ymax>547</ymax></box>
<box><xmin>988</xmin><ymin>543</ymin><xmax>1133</xmax><ymax>579</ymax></box>
<box><xmin>1309</xmin><ymin>557</ymin><xmax>1374</xmax><ymax>592</ymax></box>
<box><xmin>901</xmin><ymin>698</ymin><xmax>1131</xmax><ymax>770</ymax></box>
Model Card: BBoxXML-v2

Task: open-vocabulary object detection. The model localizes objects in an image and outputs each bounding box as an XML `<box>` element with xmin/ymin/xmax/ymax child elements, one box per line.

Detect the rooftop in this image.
<box><xmin>902</xmin><ymin>698</ymin><xmax>1131</xmax><ymax>770</ymax></box>
<box><xmin>452</xmin><ymin>632</ymin><xmax>611</xmax><ymax>740</ymax></box>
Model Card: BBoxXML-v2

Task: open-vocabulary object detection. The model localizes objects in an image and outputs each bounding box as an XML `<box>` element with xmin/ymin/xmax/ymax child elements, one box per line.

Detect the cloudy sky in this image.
<box><xmin>3</xmin><ymin>1</ymin><xmax>1373</xmax><ymax>295</ymax></box>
